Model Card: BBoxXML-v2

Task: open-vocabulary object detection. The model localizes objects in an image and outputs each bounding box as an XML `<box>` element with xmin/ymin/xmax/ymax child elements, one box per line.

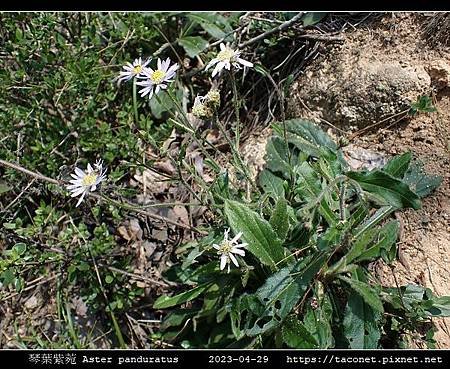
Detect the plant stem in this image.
<box><xmin>229</xmin><ymin>70</ymin><xmax>241</xmax><ymax>150</ymax></box>
<box><xmin>265</xmin><ymin>71</ymin><xmax>294</xmax><ymax>187</ymax></box>
<box><xmin>0</xmin><ymin>158</ymin><xmax>206</xmax><ymax>234</ymax></box>
<box><xmin>163</xmin><ymin>90</ymin><xmax>223</xmax><ymax>167</ymax></box>
<box><xmin>339</xmin><ymin>182</ymin><xmax>347</xmax><ymax>221</ymax></box>
<box><xmin>213</xmin><ymin>114</ymin><xmax>258</xmax><ymax>193</ymax></box>
<box><xmin>132</xmin><ymin>78</ymin><xmax>138</xmax><ymax>125</ymax></box>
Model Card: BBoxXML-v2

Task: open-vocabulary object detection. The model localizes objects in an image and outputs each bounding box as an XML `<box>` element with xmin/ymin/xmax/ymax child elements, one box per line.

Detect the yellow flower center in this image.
<box><xmin>82</xmin><ymin>173</ymin><xmax>98</xmax><ymax>187</ymax></box>
<box><xmin>150</xmin><ymin>69</ymin><xmax>166</xmax><ymax>84</ymax></box>
<box><xmin>217</xmin><ymin>48</ymin><xmax>235</xmax><ymax>62</ymax></box>
<box><xmin>133</xmin><ymin>65</ymin><xmax>143</xmax><ymax>74</ymax></box>
<box><xmin>218</xmin><ymin>241</ymin><xmax>233</xmax><ymax>254</ymax></box>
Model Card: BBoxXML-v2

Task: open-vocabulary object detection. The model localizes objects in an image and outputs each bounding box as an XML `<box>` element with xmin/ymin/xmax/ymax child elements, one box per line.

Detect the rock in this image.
<box><xmin>342</xmin><ymin>144</ymin><xmax>388</xmax><ymax>171</ymax></box>
<box><xmin>289</xmin><ymin>58</ymin><xmax>431</xmax><ymax>128</ymax></box>
<box><xmin>287</xmin><ymin>19</ymin><xmax>437</xmax><ymax>129</ymax></box>
<box><xmin>24</xmin><ymin>295</ymin><xmax>39</xmax><ymax>310</ymax></box>
<box><xmin>426</xmin><ymin>60</ymin><xmax>450</xmax><ymax>90</ymax></box>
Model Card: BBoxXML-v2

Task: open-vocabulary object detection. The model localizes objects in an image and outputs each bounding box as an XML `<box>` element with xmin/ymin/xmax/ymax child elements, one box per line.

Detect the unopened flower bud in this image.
<box><xmin>205</xmin><ymin>89</ymin><xmax>221</xmax><ymax>109</ymax></box>
<box><xmin>192</xmin><ymin>96</ymin><xmax>213</xmax><ymax>119</ymax></box>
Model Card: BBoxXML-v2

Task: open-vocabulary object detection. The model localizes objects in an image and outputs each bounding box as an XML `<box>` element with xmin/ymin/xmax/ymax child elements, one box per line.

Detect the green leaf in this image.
<box><xmin>301</xmin><ymin>12</ymin><xmax>328</xmax><ymax>26</ymax></box>
<box><xmin>224</xmin><ymin>200</ymin><xmax>286</xmax><ymax>269</ymax></box>
<box><xmin>231</xmin><ymin>254</ymin><xmax>327</xmax><ymax>337</ymax></box>
<box><xmin>249</xmin><ymin>254</ymin><xmax>327</xmax><ymax>336</ymax></box>
<box><xmin>265</xmin><ymin>136</ymin><xmax>292</xmax><ymax>179</ymax></box>
<box><xmin>303</xmin><ymin>286</ymin><xmax>334</xmax><ymax>348</ymax></box>
<box><xmin>347</xmin><ymin>170</ymin><xmax>421</xmax><ymax>209</ymax></box>
<box><xmin>383</xmin><ymin>152</ymin><xmax>412</xmax><ymax>179</ymax></box>
<box><xmin>427</xmin><ymin>296</ymin><xmax>450</xmax><ymax>317</ymax></box>
<box><xmin>13</xmin><ymin>243</ymin><xmax>27</xmax><ymax>256</ymax></box>
<box><xmin>295</xmin><ymin>162</ymin><xmax>340</xmax><ymax>225</ymax></box>
<box><xmin>200</xmin><ymin>23</ymin><xmax>226</xmax><ymax>39</ymax></box>
<box><xmin>344</xmin><ymin>290</ymin><xmax>381</xmax><ymax>348</ymax></box>
<box><xmin>403</xmin><ymin>160</ymin><xmax>442</xmax><ymax>198</ymax></box>
<box><xmin>187</xmin><ymin>13</ymin><xmax>232</xmax><ymax>40</ymax></box>
<box><xmin>1</xmin><ymin>268</ymin><xmax>15</xmax><ymax>286</ymax></box>
<box><xmin>14</xmin><ymin>276</ymin><xmax>24</xmax><ymax>292</ymax></box>
<box><xmin>409</xmin><ymin>95</ymin><xmax>436</xmax><ymax>115</ymax></box>
<box><xmin>317</xmin><ymin>220</ymin><xmax>352</xmax><ymax>251</ymax></box>
<box><xmin>329</xmin><ymin>220</ymin><xmax>398</xmax><ymax>275</ymax></box>
<box><xmin>153</xmin><ymin>283</ymin><xmax>211</xmax><ymax>309</ymax></box>
<box><xmin>282</xmin><ymin>315</ymin><xmax>318</xmax><ymax>348</ymax></box>
<box><xmin>105</xmin><ymin>275</ymin><xmax>114</xmax><ymax>284</ymax></box>
<box><xmin>161</xmin><ymin>308</ymin><xmax>198</xmax><ymax>330</ymax></box>
<box><xmin>178</xmin><ymin>36</ymin><xmax>209</xmax><ymax>58</ymax></box>
<box><xmin>339</xmin><ymin>275</ymin><xmax>384</xmax><ymax>313</ymax></box>
<box><xmin>149</xmin><ymin>88</ymin><xmax>177</xmax><ymax>119</ymax></box>
<box><xmin>355</xmin><ymin>220</ymin><xmax>399</xmax><ymax>263</ymax></box>
<box><xmin>0</xmin><ymin>182</ymin><xmax>11</xmax><ymax>195</ymax></box>
<box><xmin>353</xmin><ymin>206</ymin><xmax>394</xmax><ymax>238</ymax></box>
<box><xmin>274</xmin><ymin>119</ymin><xmax>338</xmax><ymax>159</ymax></box>
<box><xmin>383</xmin><ymin>284</ymin><xmax>450</xmax><ymax>318</ymax></box>
<box><xmin>269</xmin><ymin>198</ymin><xmax>289</xmax><ymax>241</ymax></box>
<box><xmin>259</xmin><ymin>169</ymin><xmax>285</xmax><ymax>199</ymax></box>
<box><xmin>253</xmin><ymin>63</ymin><xmax>270</xmax><ymax>77</ymax></box>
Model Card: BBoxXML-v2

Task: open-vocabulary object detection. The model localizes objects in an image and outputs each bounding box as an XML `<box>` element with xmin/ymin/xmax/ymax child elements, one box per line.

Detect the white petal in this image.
<box><xmin>212</xmin><ymin>244</ymin><xmax>220</xmax><ymax>250</ymax></box>
<box><xmin>142</xmin><ymin>58</ymin><xmax>151</xmax><ymax>67</ymax></box>
<box><xmin>231</xmin><ymin>248</ymin><xmax>245</xmax><ymax>257</ymax></box>
<box><xmin>231</xmin><ymin>232</ymin><xmax>243</xmax><ymax>243</ymax></box>
<box><xmin>220</xmin><ymin>254</ymin><xmax>227</xmax><ymax>270</ymax></box>
<box><xmin>70</xmin><ymin>187</ymin><xmax>86</xmax><ymax>197</ymax></box>
<box><xmin>75</xmin><ymin>167</ymin><xmax>84</xmax><ymax>177</ymax></box>
<box><xmin>237</xmin><ymin>58</ymin><xmax>253</xmax><ymax>68</ymax></box>
<box><xmin>162</xmin><ymin>58</ymin><xmax>171</xmax><ymax>72</ymax></box>
<box><xmin>139</xmin><ymin>86</ymin><xmax>151</xmax><ymax>97</ymax></box>
<box><xmin>205</xmin><ymin>59</ymin><xmax>218</xmax><ymax>71</ymax></box>
<box><xmin>224</xmin><ymin>228</ymin><xmax>230</xmax><ymax>240</ymax></box>
<box><xmin>233</xmin><ymin>242</ymin><xmax>247</xmax><ymax>249</ymax></box>
<box><xmin>212</xmin><ymin>62</ymin><xmax>222</xmax><ymax>78</ymax></box>
<box><xmin>75</xmin><ymin>191</ymin><xmax>86</xmax><ymax>207</ymax></box>
<box><xmin>167</xmin><ymin>63</ymin><xmax>179</xmax><ymax>74</ymax></box>
<box><xmin>220</xmin><ymin>43</ymin><xmax>226</xmax><ymax>51</ymax></box>
<box><xmin>229</xmin><ymin>253</ymin><xmax>239</xmax><ymax>267</ymax></box>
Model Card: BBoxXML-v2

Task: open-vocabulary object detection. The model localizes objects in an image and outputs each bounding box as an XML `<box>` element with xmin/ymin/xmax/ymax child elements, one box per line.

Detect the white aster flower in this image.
<box><xmin>117</xmin><ymin>57</ymin><xmax>151</xmax><ymax>84</ymax></box>
<box><xmin>67</xmin><ymin>159</ymin><xmax>107</xmax><ymax>207</ymax></box>
<box><xmin>205</xmin><ymin>43</ymin><xmax>254</xmax><ymax>78</ymax></box>
<box><xmin>212</xmin><ymin>228</ymin><xmax>247</xmax><ymax>273</ymax></box>
<box><xmin>136</xmin><ymin>57</ymin><xmax>179</xmax><ymax>99</ymax></box>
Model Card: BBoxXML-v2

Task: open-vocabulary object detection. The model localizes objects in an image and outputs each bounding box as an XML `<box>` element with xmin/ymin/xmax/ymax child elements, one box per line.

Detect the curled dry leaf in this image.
<box><xmin>71</xmin><ymin>296</ymin><xmax>88</xmax><ymax>317</ymax></box>
<box><xmin>117</xmin><ymin>218</ymin><xmax>143</xmax><ymax>242</ymax></box>
<box><xmin>133</xmin><ymin>169</ymin><xmax>170</xmax><ymax>195</ymax></box>
<box><xmin>161</xmin><ymin>128</ymin><xmax>178</xmax><ymax>152</ymax></box>
<box><xmin>172</xmin><ymin>205</ymin><xmax>190</xmax><ymax>226</ymax></box>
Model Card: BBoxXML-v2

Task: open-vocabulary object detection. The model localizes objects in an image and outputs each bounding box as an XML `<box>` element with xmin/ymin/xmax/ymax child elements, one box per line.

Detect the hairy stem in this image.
<box><xmin>132</xmin><ymin>77</ymin><xmax>139</xmax><ymax>124</ymax></box>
